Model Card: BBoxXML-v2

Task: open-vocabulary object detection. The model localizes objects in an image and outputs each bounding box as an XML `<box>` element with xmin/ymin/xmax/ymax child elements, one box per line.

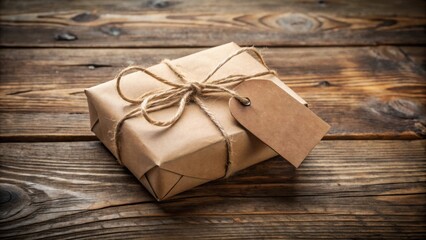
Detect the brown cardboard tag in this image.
<box><xmin>229</xmin><ymin>80</ymin><xmax>330</xmax><ymax>168</ymax></box>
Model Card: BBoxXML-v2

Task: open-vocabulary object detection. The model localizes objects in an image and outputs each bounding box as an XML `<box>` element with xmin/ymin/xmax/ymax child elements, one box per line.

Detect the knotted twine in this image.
<box><xmin>114</xmin><ymin>47</ymin><xmax>276</xmax><ymax>178</ymax></box>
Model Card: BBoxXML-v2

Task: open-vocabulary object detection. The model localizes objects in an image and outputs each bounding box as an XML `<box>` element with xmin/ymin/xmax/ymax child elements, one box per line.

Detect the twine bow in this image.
<box><xmin>114</xmin><ymin>47</ymin><xmax>276</xmax><ymax>178</ymax></box>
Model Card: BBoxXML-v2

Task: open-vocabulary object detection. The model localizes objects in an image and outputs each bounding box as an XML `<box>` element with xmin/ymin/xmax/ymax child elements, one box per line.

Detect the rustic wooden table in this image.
<box><xmin>0</xmin><ymin>0</ymin><xmax>425</xmax><ymax>239</ymax></box>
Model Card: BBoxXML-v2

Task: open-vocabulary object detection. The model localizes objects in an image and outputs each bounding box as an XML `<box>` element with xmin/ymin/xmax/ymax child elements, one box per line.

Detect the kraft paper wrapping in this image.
<box><xmin>85</xmin><ymin>42</ymin><xmax>307</xmax><ymax>200</ymax></box>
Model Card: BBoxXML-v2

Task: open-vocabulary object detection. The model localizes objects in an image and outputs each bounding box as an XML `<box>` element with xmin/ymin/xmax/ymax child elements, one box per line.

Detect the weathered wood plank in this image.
<box><xmin>1</xmin><ymin>46</ymin><xmax>425</xmax><ymax>140</ymax></box>
<box><xmin>0</xmin><ymin>0</ymin><xmax>425</xmax><ymax>47</ymax></box>
<box><xmin>1</xmin><ymin>0</ymin><xmax>425</xmax><ymax>16</ymax></box>
<box><xmin>0</xmin><ymin>140</ymin><xmax>425</xmax><ymax>239</ymax></box>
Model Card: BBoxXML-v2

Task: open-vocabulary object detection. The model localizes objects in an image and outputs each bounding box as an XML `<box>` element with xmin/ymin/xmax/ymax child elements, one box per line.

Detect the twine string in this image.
<box><xmin>113</xmin><ymin>47</ymin><xmax>276</xmax><ymax>178</ymax></box>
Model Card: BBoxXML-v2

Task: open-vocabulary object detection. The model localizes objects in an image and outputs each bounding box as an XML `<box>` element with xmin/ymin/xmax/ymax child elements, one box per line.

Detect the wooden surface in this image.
<box><xmin>0</xmin><ymin>0</ymin><xmax>425</xmax><ymax>239</ymax></box>
<box><xmin>0</xmin><ymin>0</ymin><xmax>425</xmax><ymax>47</ymax></box>
<box><xmin>1</xmin><ymin>140</ymin><xmax>425</xmax><ymax>239</ymax></box>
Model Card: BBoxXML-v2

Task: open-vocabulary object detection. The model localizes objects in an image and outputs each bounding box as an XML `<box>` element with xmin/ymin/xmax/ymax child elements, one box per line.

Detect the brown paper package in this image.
<box><xmin>85</xmin><ymin>42</ymin><xmax>308</xmax><ymax>201</ymax></box>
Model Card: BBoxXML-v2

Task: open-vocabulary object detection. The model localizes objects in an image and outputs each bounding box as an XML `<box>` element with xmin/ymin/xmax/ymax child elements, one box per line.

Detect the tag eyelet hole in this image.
<box><xmin>241</xmin><ymin>97</ymin><xmax>251</xmax><ymax>106</ymax></box>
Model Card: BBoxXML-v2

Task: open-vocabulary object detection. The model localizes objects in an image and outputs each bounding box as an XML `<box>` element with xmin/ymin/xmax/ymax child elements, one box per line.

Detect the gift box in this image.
<box><xmin>85</xmin><ymin>42</ymin><xmax>313</xmax><ymax>201</ymax></box>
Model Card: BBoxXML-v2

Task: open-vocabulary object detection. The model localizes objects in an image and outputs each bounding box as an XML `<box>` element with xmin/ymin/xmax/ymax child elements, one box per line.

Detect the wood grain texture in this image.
<box><xmin>0</xmin><ymin>140</ymin><xmax>425</xmax><ymax>239</ymax></box>
<box><xmin>401</xmin><ymin>47</ymin><xmax>426</xmax><ymax>71</ymax></box>
<box><xmin>1</xmin><ymin>46</ymin><xmax>425</xmax><ymax>141</ymax></box>
<box><xmin>0</xmin><ymin>0</ymin><xmax>425</xmax><ymax>47</ymax></box>
<box><xmin>1</xmin><ymin>0</ymin><xmax>425</xmax><ymax>15</ymax></box>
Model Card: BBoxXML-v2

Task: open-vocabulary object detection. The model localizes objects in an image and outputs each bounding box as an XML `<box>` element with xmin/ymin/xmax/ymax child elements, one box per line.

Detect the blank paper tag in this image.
<box><xmin>229</xmin><ymin>80</ymin><xmax>330</xmax><ymax>168</ymax></box>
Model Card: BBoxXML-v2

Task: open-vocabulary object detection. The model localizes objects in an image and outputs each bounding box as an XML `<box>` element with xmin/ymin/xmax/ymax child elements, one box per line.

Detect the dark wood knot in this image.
<box><xmin>100</xmin><ymin>25</ymin><xmax>122</xmax><ymax>36</ymax></box>
<box><xmin>0</xmin><ymin>184</ymin><xmax>30</xmax><ymax>220</ymax></box>
<box><xmin>317</xmin><ymin>80</ymin><xmax>332</xmax><ymax>87</ymax></box>
<box><xmin>71</xmin><ymin>12</ymin><xmax>99</xmax><ymax>22</ymax></box>
<box><xmin>148</xmin><ymin>0</ymin><xmax>171</xmax><ymax>8</ymax></box>
<box><xmin>54</xmin><ymin>32</ymin><xmax>78</xmax><ymax>41</ymax></box>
